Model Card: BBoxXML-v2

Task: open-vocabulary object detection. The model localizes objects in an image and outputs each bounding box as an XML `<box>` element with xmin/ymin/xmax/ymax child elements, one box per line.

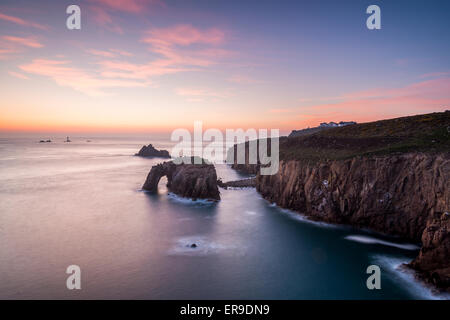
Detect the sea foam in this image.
<box><xmin>345</xmin><ymin>235</ymin><xmax>419</xmax><ymax>250</ymax></box>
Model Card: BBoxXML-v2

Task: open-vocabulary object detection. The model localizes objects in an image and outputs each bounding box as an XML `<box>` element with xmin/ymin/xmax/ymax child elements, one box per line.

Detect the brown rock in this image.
<box><xmin>142</xmin><ymin>159</ymin><xmax>220</xmax><ymax>201</ymax></box>
<box><xmin>409</xmin><ymin>212</ymin><xmax>450</xmax><ymax>291</ymax></box>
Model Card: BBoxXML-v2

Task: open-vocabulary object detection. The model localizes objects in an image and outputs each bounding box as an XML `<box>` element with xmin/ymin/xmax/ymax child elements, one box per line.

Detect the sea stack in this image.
<box><xmin>135</xmin><ymin>144</ymin><xmax>171</xmax><ymax>158</ymax></box>
<box><xmin>142</xmin><ymin>158</ymin><xmax>220</xmax><ymax>201</ymax></box>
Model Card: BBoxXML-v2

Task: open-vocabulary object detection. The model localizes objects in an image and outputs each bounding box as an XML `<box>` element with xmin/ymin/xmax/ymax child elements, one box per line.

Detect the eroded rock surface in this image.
<box><xmin>409</xmin><ymin>212</ymin><xmax>450</xmax><ymax>291</ymax></box>
<box><xmin>255</xmin><ymin>153</ymin><xmax>449</xmax><ymax>291</ymax></box>
<box><xmin>142</xmin><ymin>160</ymin><xmax>220</xmax><ymax>200</ymax></box>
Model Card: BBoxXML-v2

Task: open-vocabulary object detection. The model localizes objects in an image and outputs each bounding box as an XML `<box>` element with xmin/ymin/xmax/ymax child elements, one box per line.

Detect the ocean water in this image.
<box><xmin>0</xmin><ymin>136</ymin><xmax>441</xmax><ymax>299</ymax></box>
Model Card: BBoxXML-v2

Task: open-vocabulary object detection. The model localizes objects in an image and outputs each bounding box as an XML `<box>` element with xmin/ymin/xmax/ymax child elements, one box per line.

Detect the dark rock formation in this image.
<box><xmin>190</xmin><ymin>244</ymin><xmax>197</xmax><ymax>248</ymax></box>
<box><xmin>135</xmin><ymin>144</ymin><xmax>170</xmax><ymax>158</ymax></box>
<box><xmin>255</xmin><ymin>153</ymin><xmax>449</xmax><ymax>291</ymax></box>
<box><xmin>142</xmin><ymin>159</ymin><xmax>220</xmax><ymax>201</ymax></box>
<box><xmin>409</xmin><ymin>212</ymin><xmax>450</xmax><ymax>291</ymax></box>
<box><xmin>217</xmin><ymin>178</ymin><xmax>256</xmax><ymax>189</ymax></box>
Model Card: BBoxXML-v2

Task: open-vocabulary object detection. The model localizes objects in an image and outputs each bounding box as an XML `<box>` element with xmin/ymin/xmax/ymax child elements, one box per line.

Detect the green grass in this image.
<box><xmin>280</xmin><ymin>111</ymin><xmax>450</xmax><ymax>162</ymax></box>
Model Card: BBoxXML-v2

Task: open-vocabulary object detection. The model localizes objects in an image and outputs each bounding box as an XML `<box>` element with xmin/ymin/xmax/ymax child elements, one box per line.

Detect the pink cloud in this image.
<box><xmin>2</xmin><ymin>35</ymin><xmax>43</xmax><ymax>48</ymax></box>
<box><xmin>0</xmin><ymin>11</ymin><xmax>48</xmax><ymax>30</ymax></box>
<box><xmin>19</xmin><ymin>59</ymin><xmax>150</xmax><ymax>96</ymax></box>
<box><xmin>109</xmin><ymin>49</ymin><xmax>133</xmax><ymax>57</ymax></box>
<box><xmin>143</xmin><ymin>24</ymin><xmax>225</xmax><ymax>47</ymax></box>
<box><xmin>86</xmin><ymin>49</ymin><xmax>116</xmax><ymax>58</ymax></box>
<box><xmin>88</xmin><ymin>0</ymin><xmax>163</xmax><ymax>13</ymax></box>
<box><xmin>288</xmin><ymin>77</ymin><xmax>450</xmax><ymax>128</ymax></box>
<box><xmin>94</xmin><ymin>25</ymin><xmax>231</xmax><ymax>82</ymax></box>
<box><xmin>175</xmin><ymin>87</ymin><xmax>231</xmax><ymax>100</ymax></box>
<box><xmin>419</xmin><ymin>71</ymin><xmax>450</xmax><ymax>79</ymax></box>
<box><xmin>269</xmin><ymin>108</ymin><xmax>294</xmax><ymax>114</ymax></box>
<box><xmin>97</xmin><ymin>60</ymin><xmax>189</xmax><ymax>80</ymax></box>
<box><xmin>89</xmin><ymin>6</ymin><xmax>124</xmax><ymax>34</ymax></box>
<box><xmin>228</xmin><ymin>75</ymin><xmax>261</xmax><ymax>84</ymax></box>
<box><xmin>8</xmin><ymin>71</ymin><xmax>29</xmax><ymax>80</ymax></box>
<box><xmin>140</xmin><ymin>24</ymin><xmax>231</xmax><ymax>69</ymax></box>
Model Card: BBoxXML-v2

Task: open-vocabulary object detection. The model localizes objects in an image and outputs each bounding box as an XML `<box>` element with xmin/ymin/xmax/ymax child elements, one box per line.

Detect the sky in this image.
<box><xmin>0</xmin><ymin>0</ymin><xmax>449</xmax><ymax>135</ymax></box>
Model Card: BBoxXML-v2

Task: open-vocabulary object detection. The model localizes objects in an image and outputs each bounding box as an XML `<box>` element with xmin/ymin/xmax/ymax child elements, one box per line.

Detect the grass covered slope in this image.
<box><xmin>280</xmin><ymin>111</ymin><xmax>450</xmax><ymax>162</ymax></box>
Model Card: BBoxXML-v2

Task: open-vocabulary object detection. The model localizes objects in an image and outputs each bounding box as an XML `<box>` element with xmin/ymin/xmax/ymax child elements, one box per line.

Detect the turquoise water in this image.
<box><xmin>0</xmin><ymin>136</ymin><xmax>438</xmax><ymax>299</ymax></box>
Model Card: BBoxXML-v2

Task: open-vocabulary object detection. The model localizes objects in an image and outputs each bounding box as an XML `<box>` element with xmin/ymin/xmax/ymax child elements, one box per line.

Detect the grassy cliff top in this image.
<box><xmin>280</xmin><ymin>111</ymin><xmax>450</xmax><ymax>161</ymax></box>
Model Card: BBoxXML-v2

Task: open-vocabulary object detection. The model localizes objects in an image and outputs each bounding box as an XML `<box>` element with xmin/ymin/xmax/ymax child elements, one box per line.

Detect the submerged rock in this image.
<box><xmin>135</xmin><ymin>144</ymin><xmax>170</xmax><ymax>158</ymax></box>
<box><xmin>190</xmin><ymin>244</ymin><xmax>197</xmax><ymax>248</ymax></box>
<box><xmin>142</xmin><ymin>158</ymin><xmax>220</xmax><ymax>201</ymax></box>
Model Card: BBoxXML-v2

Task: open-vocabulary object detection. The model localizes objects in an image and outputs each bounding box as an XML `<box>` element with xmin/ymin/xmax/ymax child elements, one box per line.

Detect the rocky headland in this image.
<box><xmin>142</xmin><ymin>158</ymin><xmax>220</xmax><ymax>201</ymax></box>
<box><xmin>231</xmin><ymin>111</ymin><xmax>450</xmax><ymax>291</ymax></box>
<box><xmin>135</xmin><ymin>144</ymin><xmax>171</xmax><ymax>158</ymax></box>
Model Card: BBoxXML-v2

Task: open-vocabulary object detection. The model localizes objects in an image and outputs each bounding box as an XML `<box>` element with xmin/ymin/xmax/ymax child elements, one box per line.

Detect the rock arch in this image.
<box><xmin>142</xmin><ymin>160</ymin><xmax>220</xmax><ymax>200</ymax></box>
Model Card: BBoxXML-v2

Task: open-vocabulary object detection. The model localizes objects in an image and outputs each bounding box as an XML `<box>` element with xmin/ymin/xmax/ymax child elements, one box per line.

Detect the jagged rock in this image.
<box><xmin>409</xmin><ymin>212</ymin><xmax>450</xmax><ymax>292</ymax></box>
<box><xmin>142</xmin><ymin>158</ymin><xmax>220</xmax><ymax>201</ymax></box>
<box><xmin>256</xmin><ymin>153</ymin><xmax>449</xmax><ymax>241</ymax></box>
<box><xmin>217</xmin><ymin>178</ymin><xmax>256</xmax><ymax>189</ymax></box>
<box><xmin>135</xmin><ymin>144</ymin><xmax>170</xmax><ymax>158</ymax></box>
<box><xmin>255</xmin><ymin>153</ymin><xmax>449</xmax><ymax>292</ymax></box>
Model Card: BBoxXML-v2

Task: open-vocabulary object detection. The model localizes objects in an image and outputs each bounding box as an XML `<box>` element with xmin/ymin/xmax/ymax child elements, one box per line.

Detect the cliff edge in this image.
<box><xmin>232</xmin><ymin>111</ymin><xmax>450</xmax><ymax>291</ymax></box>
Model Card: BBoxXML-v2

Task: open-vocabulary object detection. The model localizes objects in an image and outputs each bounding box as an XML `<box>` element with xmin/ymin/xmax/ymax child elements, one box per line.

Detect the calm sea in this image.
<box><xmin>0</xmin><ymin>136</ymin><xmax>440</xmax><ymax>299</ymax></box>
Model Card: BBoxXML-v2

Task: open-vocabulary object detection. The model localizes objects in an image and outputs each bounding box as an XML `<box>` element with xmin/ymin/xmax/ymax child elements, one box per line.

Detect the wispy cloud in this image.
<box><xmin>142</xmin><ymin>24</ymin><xmax>231</xmax><ymax>67</ymax></box>
<box><xmin>94</xmin><ymin>25</ymin><xmax>232</xmax><ymax>82</ymax></box>
<box><xmin>88</xmin><ymin>0</ymin><xmax>163</xmax><ymax>13</ymax></box>
<box><xmin>2</xmin><ymin>35</ymin><xmax>44</xmax><ymax>48</ymax></box>
<box><xmin>89</xmin><ymin>6</ymin><xmax>124</xmax><ymax>34</ymax></box>
<box><xmin>0</xmin><ymin>11</ymin><xmax>48</xmax><ymax>30</ymax></box>
<box><xmin>8</xmin><ymin>71</ymin><xmax>29</xmax><ymax>80</ymax></box>
<box><xmin>19</xmin><ymin>59</ymin><xmax>150</xmax><ymax>96</ymax></box>
<box><xmin>286</xmin><ymin>77</ymin><xmax>450</xmax><ymax>128</ymax></box>
<box><xmin>419</xmin><ymin>71</ymin><xmax>450</xmax><ymax>79</ymax></box>
<box><xmin>86</xmin><ymin>49</ymin><xmax>116</xmax><ymax>58</ymax></box>
<box><xmin>269</xmin><ymin>108</ymin><xmax>294</xmax><ymax>113</ymax></box>
<box><xmin>87</xmin><ymin>48</ymin><xmax>135</xmax><ymax>58</ymax></box>
<box><xmin>175</xmin><ymin>87</ymin><xmax>232</xmax><ymax>100</ymax></box>
<box><xmin>228</xmin><ymin>75</ymin><xmax>261</xmax><ymax>84</ymax></box>
<box><xmin>87</xmin><ymin>0</ymin><xmax>164</xmax><ymax>34</ymax></box>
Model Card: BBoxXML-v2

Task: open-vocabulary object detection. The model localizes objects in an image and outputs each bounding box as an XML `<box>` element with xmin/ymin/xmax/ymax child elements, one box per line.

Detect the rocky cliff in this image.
<box><xmin>409</xmin><ymin>212</ymin><xmax>450</xmax><ymax>291</ymax></box>
<box><xmin>256</xmin><ymin>153</ymin><xmax>449</xmax><ymax>290</ymax></box>
<box><xmin>142</xmin><ymin>159</ymin><xmax>220</xmax><ymax>201</ymax></box>
<box><xmin>232</xmin><ymin>111</ymin><xmax>450</xmax><ymax>291</ymax></box>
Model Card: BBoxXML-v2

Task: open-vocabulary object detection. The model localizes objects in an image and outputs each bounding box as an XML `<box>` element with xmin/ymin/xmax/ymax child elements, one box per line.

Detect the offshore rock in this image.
<box><xmin>135</xmin><ymin>144</ymin><xmax>170</xmax><ymax>158</ymax></box>
<box><xmin>142</xmin><ymin>159</ymin><xmax>220</xmax><ymax>201</ymax></box>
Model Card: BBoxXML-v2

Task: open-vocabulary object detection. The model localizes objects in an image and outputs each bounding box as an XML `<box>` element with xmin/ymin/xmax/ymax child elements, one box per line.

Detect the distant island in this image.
<box><xmin>135</xmin><ymin>144</ymin><xmax>171</xmax><ymax>158</ymax></box>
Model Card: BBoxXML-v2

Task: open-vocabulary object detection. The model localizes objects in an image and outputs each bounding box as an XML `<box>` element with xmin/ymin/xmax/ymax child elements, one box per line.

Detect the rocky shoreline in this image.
<box><xmin>252</xmin><ymin>153</ymin><xmax>449</xmax><ymax>291</ymax></box>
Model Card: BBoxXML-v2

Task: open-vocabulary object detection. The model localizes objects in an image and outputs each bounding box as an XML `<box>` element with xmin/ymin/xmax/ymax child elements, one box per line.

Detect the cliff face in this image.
<box><xmin>257</xmin><ymin>153</ymin><xmax>448</xmax><ymax>240</ymax></box>
<box><xmin>255</xmin><ymin>153</ymin><xmax>449</xmax><ymax>290</ymax></box>
<box><xmin>410</xmin><ymin>212</ymin><xmax>450</xmax><ymax>290</ymax></box>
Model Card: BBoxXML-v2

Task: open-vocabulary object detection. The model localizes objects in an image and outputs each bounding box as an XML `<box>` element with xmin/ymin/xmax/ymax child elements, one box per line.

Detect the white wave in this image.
<box><xmin>271</xmin><ymin>204</ymin><xmax>341</xmax><ymax>229</ymax></box>
<box><xmin>345</xmin><ymin>235</ymin><xmax>419</xmax><ymax>250</ymax></box>
<box><xmin>372</xmin><ymin>254</ymin><xmax>449</xmax><ymax>300</ymax></box>
<box><xmin>167</xmin><ymin>193</ymin><xmax>218</xmax><ymax>206</ymax></box>
<box><xmin>244</xmin><ymin>210</ymin><xmax>258</xmax><ymax>215</ymax></box>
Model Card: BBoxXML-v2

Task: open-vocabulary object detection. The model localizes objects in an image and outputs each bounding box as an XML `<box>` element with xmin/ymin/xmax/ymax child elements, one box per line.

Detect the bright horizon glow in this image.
<box><xmin>1</xmin><ymin>0</ymin><xmax>449</xmax><ymax>135</ymax></box>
